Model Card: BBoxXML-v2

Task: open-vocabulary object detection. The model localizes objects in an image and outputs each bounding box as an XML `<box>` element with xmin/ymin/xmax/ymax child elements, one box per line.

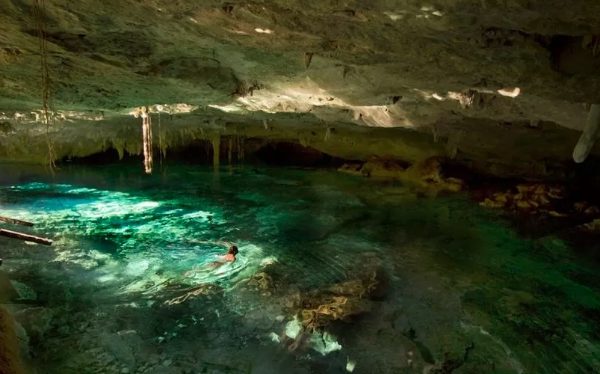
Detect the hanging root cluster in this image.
<box><xmin>142</xmin><ymin>107</ymin><xmax>153</xmax><ymax>174</ymax></box>
<box><xmin>582</xmin><ymin>35</ymin><xmax>600</xmax><ymax>56</ymax></box>
<box><xmin>215</xmin><ymin>135</ymin><xmax>246</xmax><ymax>167</ymax></box>
<box><xmin>134</xmin><ymin>106</ymin><xmax>154</xmax><ymax>174</ymax></box>
<box><xmin>33</xmin><ymin>0</ymin><xmax>56</xmax><ymax>170</ymax></box>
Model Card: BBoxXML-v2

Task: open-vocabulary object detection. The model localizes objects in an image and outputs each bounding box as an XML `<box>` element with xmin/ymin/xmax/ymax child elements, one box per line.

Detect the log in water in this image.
<box><xmin>0</xmin><ymin>215</ymin><xmax>34</xmax><ymax>227</ymax></box>
<box><xmin>0</xmin><ymin>228</ymin><xmax>52</xmax><ymax>245</ymax></box>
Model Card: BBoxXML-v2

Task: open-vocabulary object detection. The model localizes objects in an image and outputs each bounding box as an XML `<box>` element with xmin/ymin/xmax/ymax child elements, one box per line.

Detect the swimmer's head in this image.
<box><xmin>228</xmin><ymin>245</ymin><xmax>239</xmax><ymax>256</ymax></box>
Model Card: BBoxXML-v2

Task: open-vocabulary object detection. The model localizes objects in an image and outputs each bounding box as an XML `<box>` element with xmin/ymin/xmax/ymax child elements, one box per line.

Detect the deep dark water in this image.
<box><xmin>0</xmin><ymin>162</ymin><xmax>599</xmax><ymax>373</ymax></box>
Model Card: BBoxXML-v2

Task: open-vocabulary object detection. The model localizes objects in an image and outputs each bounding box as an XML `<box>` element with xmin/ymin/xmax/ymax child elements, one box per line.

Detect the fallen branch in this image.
<box><xmin>0</xmin><ymin>216</ymin><xmax>34</xmax><ymax>227</ymax></box>
<box><xmin>0</xmin><ymin>229</ymin><xmax>52</xmax><ymax>246</ymax></box>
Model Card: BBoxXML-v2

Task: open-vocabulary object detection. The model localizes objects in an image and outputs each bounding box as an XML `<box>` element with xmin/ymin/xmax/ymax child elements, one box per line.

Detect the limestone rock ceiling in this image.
<box><xmin>1</xmin><ymin>0</ymin><xmax>600</xmax><ymax>169</ymax></box>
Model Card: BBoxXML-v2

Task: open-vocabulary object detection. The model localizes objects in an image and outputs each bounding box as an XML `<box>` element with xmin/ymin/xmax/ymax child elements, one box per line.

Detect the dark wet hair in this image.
<box><xmin>228</xmin><ymin>245</ymin><xmax>239</xmax><ymax>255</ymax></box>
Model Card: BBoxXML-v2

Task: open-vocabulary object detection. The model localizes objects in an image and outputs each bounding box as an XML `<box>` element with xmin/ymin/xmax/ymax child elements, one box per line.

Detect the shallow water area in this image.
<box><xmin>0</xmin><ymin>162</ymin><xmax>599</xmax><ymax>373</ymax></box>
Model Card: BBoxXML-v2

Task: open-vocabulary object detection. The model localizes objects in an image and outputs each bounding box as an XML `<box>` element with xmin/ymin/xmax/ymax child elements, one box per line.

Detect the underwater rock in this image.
<box><xmin>578</xmin><ymin>218</ymin><xmax>600</xmax><ymax>233</ymax></box>
<box><xmin>9</xmin><ymin>280</ymin><xmax>37</xmax><ymax>301</ymax></box>
<box><xmin>246</xmin><ymin>271</ymin><xmax>274</xmax><ymax>293</ymax></box>
<box><xmin>574</xmin><ymin>201</ymin><xmax>600</xmax><ymax>215</ymax></box>
<box><xmin>308</xmin><ymin>331</ymin><xmax>343</xmax><ymax>355</ymax></box>
<box><xmin>284</xmin><ymin>317</ymin><xmax>303</xmax><ymax>340</ymax></box>
<box><xmin>298</xmin><ymin>294</ymin><xmax>371</xmax><ymax>331</ymax></box>
<box><xmin>0</xmin><ymin>307</ymin><xmax>26</xmax><ymax>374</ymax></box>
<box><xmin>13</xmin><ymin>307</ymin><xmax>54</xmax><ymax>342</ymax></box>
<box><xmin>161</xmin><ymin>283</ymin><xmax>222</xmax><ymax>306</ymax></box>
<box><xmin>346</xmin><ymin>357</ymin><xmax>357</xmax><ymax>372</ymax></box>
<box><xmin>267</xmin><ymin>254</ymin><xmax>387</xmax><ymax>356</ymax></box>
<box><xmin>428</xmin><ymin>342</ymin><xmax>475</xmax><ymax>374</ymax></box>
<box><xmin>281</xmin><ymin>317</ymin><xmax>344</xmax><ymax>356</ymax></box>
<box><xmin>242</xmin><ymin>262</ymin><xmax>298</xmax><ymax>302</ymax></box>
<box><xmin>479</xmin><ymin>183</ymin><xmax>566</xmax><ymax>215</ymax></box>
<box><xmin>99</xmin><ymin>331</ymin><xmax>138</xmax><ymax>369</ymax></box>
<box><xmin>295</xmin><ymin>255</ymin><xmax>385</xmax><ymax>332</ymax></box>
<box><xmin>0</xmin><ymin>272</ymin><xmax>18</xmax><ymax>302</ymax></box>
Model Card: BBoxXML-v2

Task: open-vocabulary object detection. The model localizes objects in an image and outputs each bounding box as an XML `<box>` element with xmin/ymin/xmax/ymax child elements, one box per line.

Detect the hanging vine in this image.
<box><xmin>141</xmin><ymin>106</ymin><xmax>153</xmax><ymax>174</ymax></box>
<box><xmin>32</xmin><ymin>0</ymin><xmax>56</xmax><ymax>170</ymax></box>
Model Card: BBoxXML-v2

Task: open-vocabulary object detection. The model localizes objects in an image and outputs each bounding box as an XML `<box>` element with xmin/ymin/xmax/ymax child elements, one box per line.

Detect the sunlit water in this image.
<box><xmin>0</xmin><ymin>163</ymin><xmax>598</xmax><ymax>373</ymax></box>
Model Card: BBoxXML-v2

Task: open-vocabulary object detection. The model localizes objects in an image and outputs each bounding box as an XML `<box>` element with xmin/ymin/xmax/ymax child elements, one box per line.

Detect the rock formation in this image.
<box><xmin>1</xmin><ymin>1</ymin><xmax>600</xmax><ymax>177</ymax></box>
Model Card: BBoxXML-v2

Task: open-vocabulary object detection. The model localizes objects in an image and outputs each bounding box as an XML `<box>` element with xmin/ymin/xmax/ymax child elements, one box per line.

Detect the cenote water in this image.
<box><xmin>0</xmin><ymin>163</ymin><xmax>598</xmax><ymax>373</ymax></box>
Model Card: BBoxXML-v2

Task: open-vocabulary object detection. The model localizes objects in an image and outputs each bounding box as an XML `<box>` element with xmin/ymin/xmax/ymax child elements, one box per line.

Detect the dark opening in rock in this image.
<box><xmin>255</xmin><ymin>141</ymin><xmax>344</xmax><ymax>167</ymax></box>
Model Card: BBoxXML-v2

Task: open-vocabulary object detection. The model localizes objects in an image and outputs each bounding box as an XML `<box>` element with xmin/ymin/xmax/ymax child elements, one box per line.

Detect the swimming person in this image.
<box><xmin>184</xmin><ymin>242</ymin><xmax>239</xmax><ymax>277</ymax></box>
<box><xmin>210</xmin><ymin>245</ymin><xmax>239</xmax><ymax>267</ymax></box>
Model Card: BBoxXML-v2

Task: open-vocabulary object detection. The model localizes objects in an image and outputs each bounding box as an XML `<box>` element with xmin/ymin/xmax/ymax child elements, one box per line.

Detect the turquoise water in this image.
<box><xmin>0</xmin><ymin>163</ymin><xmax>599</xmax><ymax>373</ymax></box>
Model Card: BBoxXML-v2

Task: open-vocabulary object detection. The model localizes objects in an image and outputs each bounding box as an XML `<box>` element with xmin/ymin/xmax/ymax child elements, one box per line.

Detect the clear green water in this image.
<box><xmin>0</xmin><ymin>163</ymin><xmax>598</xmax><ymax>373</ymax></box>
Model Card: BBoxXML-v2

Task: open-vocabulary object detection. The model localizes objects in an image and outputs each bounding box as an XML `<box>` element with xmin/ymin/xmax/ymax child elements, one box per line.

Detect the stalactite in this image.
<box><xmin>141</xmin><ymin>107</ymin><xmax>153</xmax><ymax>174</ymax></box>
<box><xmin>573</xmin><ymin>104</ymin><xmax>600</xmax><ymax>163</ymax></box>
<box><xmin>240</xmin><ymin>137</ymin><xmax>246</xmax><ymax>161</ymax></box>
<box><xmin>446</xmin><ymin>130</ymin><xmax>463</xmax><ymax>159</ymax></box>
<box><xmin>324</xmin><ymin>127</ymin><xmax>332</xmax><ymax>142</ymax></box>
<box><xmin>158</xmin><ymin>110</ymin><xmax>164</xmax><ymax>167</ymax></box>
<box><xmin>431</xmin><ymin>124</ymin><xmax>439</xmax><ymax>143</ymax></box>
<box><xmin>304</xmin><ymin>52</ymin><xmax>314</xmax><ymax>68</ymax></box>
<box><xmin>228</xmin><ymin>137</ymin><xmax>233</xmax><ymax>164</ymax></box>
<box><xmin>115</xmin><ymin>140</ymin><xmax>125</xmax><ymax>160</ymax></box>
<box><xmin>212</xmin><ymin>134</ymin><xmax>221</xmax><ymax>168</ymax></box>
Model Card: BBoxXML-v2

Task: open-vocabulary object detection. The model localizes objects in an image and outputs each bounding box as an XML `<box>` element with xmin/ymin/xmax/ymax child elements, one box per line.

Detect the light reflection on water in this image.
<box><xmin>0</xmin><ymin>163</ymin><xmax>598</xmax><ymax>373</ymax></box>
<box><xmin>1</xmin><ymin>182</ymin><xmax>270</xmax><ymax>294</ymax></box>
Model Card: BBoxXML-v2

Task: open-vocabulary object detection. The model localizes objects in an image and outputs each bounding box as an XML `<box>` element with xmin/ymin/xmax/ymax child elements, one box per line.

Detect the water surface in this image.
<box><xmin>0</xmin><ymin>163</ymin><xmax>598</xmax><ymax>373</ymax></box>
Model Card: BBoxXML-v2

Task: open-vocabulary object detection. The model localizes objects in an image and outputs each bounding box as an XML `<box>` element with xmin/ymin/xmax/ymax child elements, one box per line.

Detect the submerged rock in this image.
<box><xmin>578</xmin><ymin>218</ymin><xmax>600</xmax><ymax>233</ymax></box>
<box><xmin>246</xmin><ymin>271</ymin><xmax>274</xmax><ymax>293</ymax></box>
<box><xmin>428</xmin><ymin>342</ymin><xmax>475</xmax><ymax>374</ymax></box>
<box><xmin>161</xmin><ymin>283</ymin><xmax>222</xmax><ymax>306</ymax></box>
<box><xmin>9</xmin><ymin>280</ymin><xmax>37</xmax><ymax>301</ymax></box>
<box><xmin>294</xmin><ymin>254</ymin><xmax>386</xmax><ymax>332</ymax></box>
<box><xmin>0</xmin><ymin>271</ymin><xmax>19</xmax><ymax>302</ymax></box>
<box><xmin>479</xmin><ymin>183</ymin><xmax>567</xmax><ymax>216</ymax></box>
<box><xmin>0</xmin><ymin>307</ymin><xmax>26</xmax><ymax>374</ymax></box>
